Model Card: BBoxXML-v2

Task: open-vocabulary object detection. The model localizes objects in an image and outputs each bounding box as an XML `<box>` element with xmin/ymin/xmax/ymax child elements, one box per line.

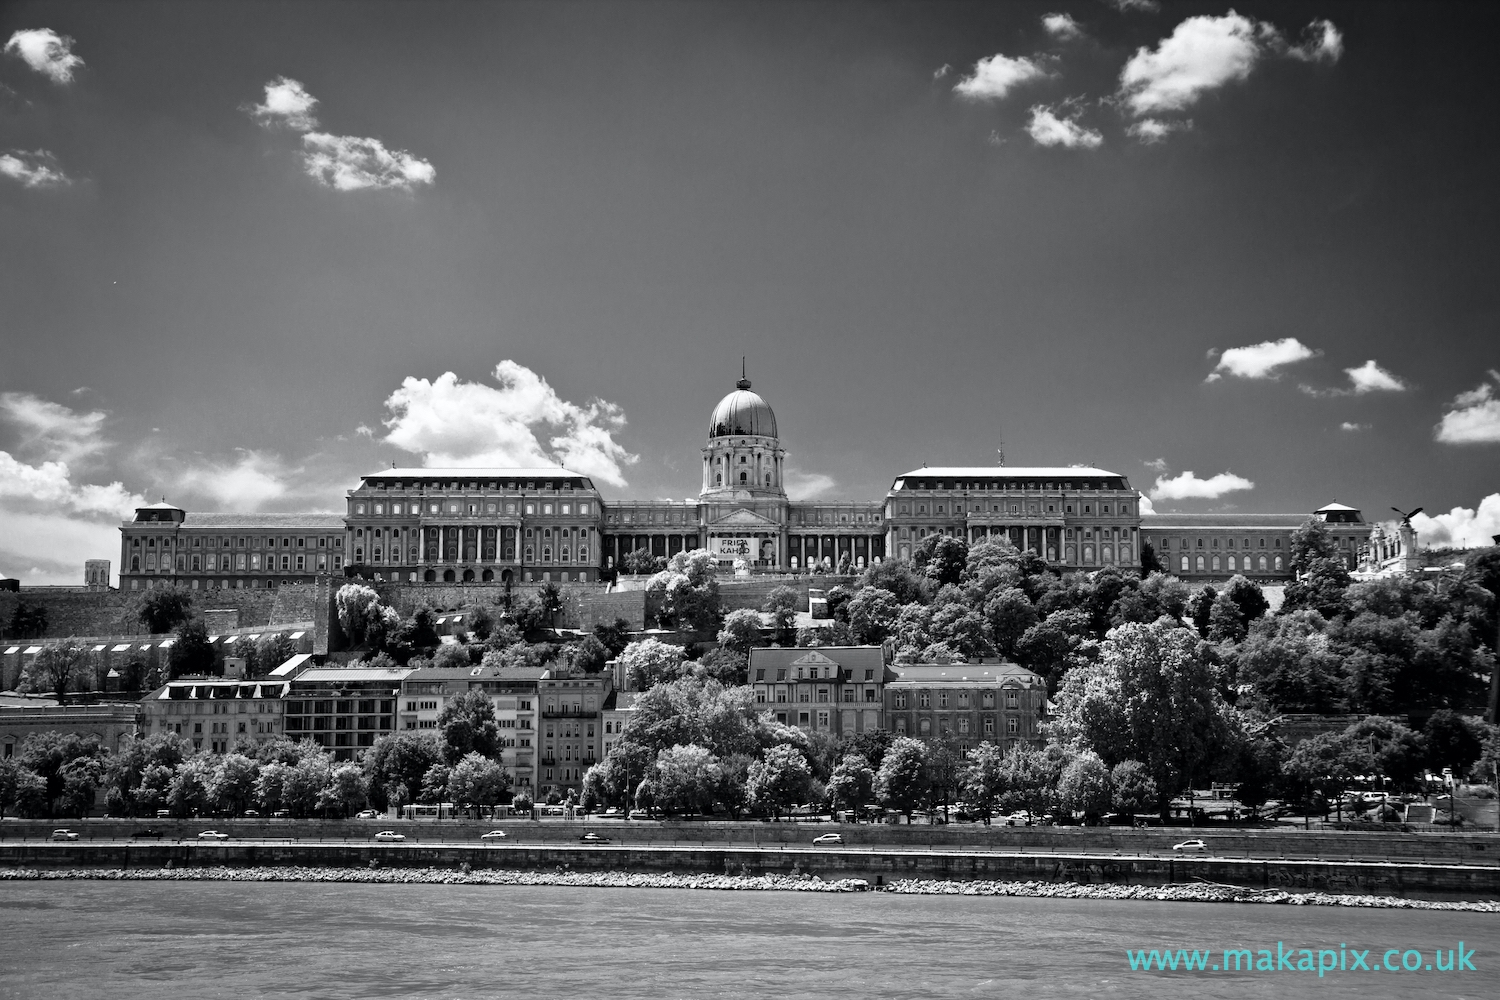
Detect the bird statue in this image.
<box><xmin>1391</xmin><ymin>506</ymin><xmax>1423</xmax><ymax>525</ymax></box>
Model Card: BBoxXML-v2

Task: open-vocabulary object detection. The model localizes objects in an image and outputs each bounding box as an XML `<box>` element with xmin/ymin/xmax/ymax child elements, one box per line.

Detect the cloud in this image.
<box><xmin>1127</xmin><ymin>117</ymin><xmax>1192</xmax><ymax>143</ymax></box>
<box><xmin>1043</xmin><ymin>13</ymin><xmax>1084</xmax><ymax>40</ymax></box>
<box><xmin>0</xmin><ymin>149</ymin><xmax>70</xmax><ymax>188</ymax></box>
<box><xmin>1340</xmin><ymin>422</ymin><xmax>1369</xmax><ymax>432</ymax></box>
<box><xmin>785</xmin><ymin>470</ymin><xmax>837</xmax><ymax>500</ymax></box>
<box><xmin>0</xmin><ymin>391</ymin><xmax>108</xmax><ymax>463</ymax></box>
<box><xmin>933</xmin><ymin>64</ymin><xmax>951</xmax><ymax>81</ymax></box>
<box><xmin>175</xmin><ymin>449</ymin><xmax>294</xmax><ymax>510</ymax></box>
<box><xmin>1149</xmin><ymin>470</ymin><xmax>1255</xmax><ymax>500</ymax></box>
<box><xmin>4</xmin><ymin>28</ymin><xmax>83</xmax><ymax>84</ymax></box>
<box><xmin>1119</xmin><ymin>12</ymin><xmax>1265</xmax><ymax>115</ymax></box>
<box><xmin>1343</xmin><ymin>359</ymin><xmax>1407</xmax><ymax>394</ymax></box>
<box><xmin>1137</xmin><ymin>495</ymin><xmax>1156</xmax><ymax>515</ymax></box>
<box><xmin>1435</xmin><ymin>370</ymin><xmax>1500</xmax><ymax>444</ymax></box>
<box><xmin>1143</xmin><ymin>457</ymin><xmax>1169</xmax><ymax>473</ymax></box>
<box><xmin>1410</xmin><ymin>494</ymin><xmax>1500</xmax><ymax>550</ymax></box>
<box><xmin>1105</xmin><ymin>0</ymin><xmax>1160</xmax><ymax>12</ymax></box>
<box><xmin>1205</xmin><ymin>337</ymin><xmax>1317</xmax><ymax>381</ymax></box>
<box><xmin>1286</xmin><ymin>19</ymin><xmax>1343</xmax><ymax>63</ymax></box>
<box><xmin>381</xmin><ymin>361</ymin><xmax>638</xmax><ymax>487</ymax></box>
<box><xmin>300</xmin><ymin>132</ymin><xmax>435</xmax><ymax>191</ymax></box>
<box><xmin>354</xmin><ymin>424</ymin><xmax>376</xmax><ymax>438</ymax></box>
<box><xmin>1026</xmin><ymin>105</ymin><xmax>1103</xmax><ymax>148</ymax></box>
<box><xmin>954</xmin><ymin>53</ymin><xmax>1048</xmax><ymax>101</ymax></box>
<box><xmin>246</xmin><ymin>76</ymin><xmax>320</xmax><ymax>131</ymax></box>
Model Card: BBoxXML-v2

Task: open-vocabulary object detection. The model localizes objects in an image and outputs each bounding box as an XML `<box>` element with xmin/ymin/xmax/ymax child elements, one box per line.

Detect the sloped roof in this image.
<box><xmin>748</xmin><ymin>645</ymin><xmax>887</xmax><ymax>672</ymax></box>
<box><xmin>177</xmin><ymin>512</ymin><xmax>347</xmax><ymax>528</ymax></box>
<box><xmin>895</xmin><ymin>467</ymin><xmax>1123</xmax><ymax>479</ymax></box>
<box><xmin>1141</xmin><ymin>513</ymin><xmax>1308</xmax><ymax>528</ymax></box>
<box><xmin>888</xmin><ymin>662</ymin><xmax>1043</xmax><ymax>685</ymax></box>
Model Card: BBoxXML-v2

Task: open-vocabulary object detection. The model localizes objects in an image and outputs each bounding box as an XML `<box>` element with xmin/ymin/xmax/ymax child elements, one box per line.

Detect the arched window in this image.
<box><xmin>765</xmin><ymin>474</ymin><xmax>771</xmax><ymax>486</ymax></box>
<box><xmin>1211</xmin><ymin>555</ymin><xmax>1221</xmax><ymax>571</ymax></box>
<box><xmin>1258</xmin><ymin>555</ymin><xmax>1268</xmax><ymax>571</ymax></box>
<box><xmin>1179</xmin><ymin>555</ymin><xmax>1188</xmax><ymax>572</ymax></box>
<box><xmin>1196</xmin><ymin>555</ymin><xmax>1205</xmax><ymax>571</ymax></box>
<box><xmin>1274</xmin><ymin>555</ymin><xmax>1283</xmax><ymax>571</ymax></box>
<box><xmin>131</xmin><ymin>556</ymin><xmax>140</xmax><ymax>571</ymax></box>
<box><xmin>542</xmin><ymin>547</ymin><xmax>552</xmax><ymax>562</ymax></box>
<box><xmin>740</xmin><ymin>472</ymin><xmax>748</xmax><ymax>483</ymax></box>
<box><xmin>716</xmin><ymin>474</ymin><xmax>722</xmax><ymax>485</ymax></box>
<box><xmin>1227</xmin><ymin>555</ymin><xmax>1237</xmax><ymax>571</ymax></box>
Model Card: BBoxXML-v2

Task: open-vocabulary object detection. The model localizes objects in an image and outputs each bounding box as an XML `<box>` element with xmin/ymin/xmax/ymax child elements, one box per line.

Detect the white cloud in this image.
<box><xmin>0</xmin><ymin>149</ymin><xmax>70</xmax><ymax>188</ymax></box>
<box><xmin>300</xmin><ymin>132</ymin><xmax>435</xmax><ymax>192</ymax></box>
<box><xmin>1149</xmin><ymin>470</ymin><xmax>1255</xmax><ymax>500</ymax></box>
<box><xmin>1435</xmin><ymin>371</ymin><xmax>1500</xmax><ymax>444</ymax></box>
<box><xmin>785</xmin><ymin>470</ymin><xmax>837</xmax><ymax>500</ymax></box>
<box><xmin>175</xmin><ymin>449</ymin><xmax>293</xmax><ymax>510</ymax></box>
<box><xmin>247</xmin><ymin>76</ymin><xmax>320</xmax><ymax>131</ymax></box>
<box><xmin>0</xmin><ymin>511</ymin><xmax>127</xmax><ymax>586</ymax></box>
<box><xmin>954</xmin><ymin>53</ymin><xmax>1048</xmax><ymax>101</ymax></box>
<box><xmin>1411</xmin><ymin>494</ymin><xmax>1500</xmax><ymax>550</ymax></box>
<box><xmin>354</xmin><ymin>424</ymin><xmax>376</xmax><ymax>438</ymax></box>
<box><xmin>1106</xmin><ymin>0</ymin><xmax>1160</xmax><ymax>12</ymax></box>
<box><xmin>1042</xmin><ymin>13</ymin><xmax>1083</xmax><ymax>41</ymax></box>
<box><xmin>1127</xmin><ymin>117</ymin><xmax>1192</xmax><ymax>143</ymax></box>
<box><xmin>0</xmin><ymin>452</ymin><xmax>140</xmax><ymax>515</ymax></box>
<box><xmin>1143</xmin><ymin>457</ymin><xmax>1169</xmax><ymax>472</ymax></box>
<box><xmin>0</xmin><ymin>391</ymin><xmax>108</xmax><ymax>463</ymax></box>
<box><xmin>1287</xmin><ymin>19</ymin><xmax>1343</xmax><ymax>63</ymax></box>
<box><xmin>1344</xmin><ymin>359</ymin><xmax>1407</xmax><ymax>394</ymax></box>
<box><xmin>1137</xmin><ymin>495</ymin><xmax>1156</xmax><ymax>515</ymax></box>
<box><xmin>1026</xmin><ymin>105</ymin><xmax>1103</xmax><ymax>148</ymax></box>
<box><xmin>4</xmin><ymin>28</ymin><xmax>83</xmax><ymax>84</ymax></box>
<box><xmin>1205</xmin><ymin>337</ymin><xmax>1317</xmax><ymax>381</ymax></box>
<box><xmin>1119</xmin><ymin>12</ymin><xmax>1264</xmax><ymax>115</ymax></box>
<box><xmin>1340</xmin><ymin>422</ymin><xmax>1369</xmax><ymax>432</ymax></box>
<box><xmin>381</xmin><ymin>361</ymin><xmax>638</xmax><ymax>487</ymax></box>
<box><xmin>933</xmin><ymin>64</ymin><xmax>951</xmax><ymax>81</ymax></box>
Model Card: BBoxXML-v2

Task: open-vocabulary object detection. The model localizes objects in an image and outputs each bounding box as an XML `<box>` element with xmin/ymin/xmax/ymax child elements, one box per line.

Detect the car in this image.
<box><xmin>242</xmin><ymin>809</ymin><xmax>260</xmax><ymax>818</ymax></box>
<box><xmin>155</xmin><ymin>809</ymin><xmax>172</xmax><ymax>819</ymax></box>
<box><xmin>812</xmin><ymin>833</ymin><xmax>844</xmax><ymax>846</ymax></box>
<box><xmin>600</xmin><ymin>807</ymin><xmax>623</xmax><ymax>818</ymax></box>
<box><xmin>50</xmin><ymin>829</ymin><xmax>80</xmax><ymax>841</ymax></box>
<box><xmin>272</xmin><ymin>810</ymin><xmax>290</xmax><ymax>818</ymax></box>
<box><xmin>354</xmin><ymin>810</ymin><xmax>380</xmax><ymax>820</ymax></box>
<box><xmin>480</xmin><ymin>830</ymin><xmax>508</xmax><ymax>840</ymax></box>
<box><xmin>373</xmin><ymin>831</ymin><xmax>406</xmax><ymax>842</ymax></box>
<box><xmin>1172</xmin><ymin>839</ymin><xmax>1209</xmax><ymax>853</ymax></box>
<box><xmin>197</xmin><ymin>831</ymin><xmax>231</xmax><ymax>841</ymax></box>
<box><xmin>579</xmin><ymin>832</ymin><xmax>610</xmax><ymax>844</ymax></box>
<box><xmin>131</xmin><ymin>828</ymin><xmax>165</xmax><ymax>840</ymax></box>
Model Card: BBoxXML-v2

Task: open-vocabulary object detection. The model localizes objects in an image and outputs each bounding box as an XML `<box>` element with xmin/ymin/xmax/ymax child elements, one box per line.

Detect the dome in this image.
<box><xmin>709</xmin><ymin>378</ymin><xmax>778</xmax><ymax>439</ymax></box>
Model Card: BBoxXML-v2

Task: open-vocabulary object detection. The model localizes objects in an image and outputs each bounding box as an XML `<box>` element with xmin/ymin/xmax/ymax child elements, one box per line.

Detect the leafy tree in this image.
<box><xmin>928</xmin><ymin>606</ymin><xmax>995</xmax><ymax>661</ymax></box>
<box><xmin>994</xmin><ymin>743</ymin><xmax>1057</xmax><ymax>819</ymax></box>
<box><xmin>859</xmin><ymin>558</ymin><xmax>930</xmax><ymax>605</ymax></box>
<box><xmin>1289</xmin><ymin>517</ymin><xmax>1340</xmax><ymax>574</ymax></box>
<box><xmin>1187</xmin><ymin>585</ymin><xmax>1218</xmax><ymax>638</ymax></box>
<box><xmin>914</xmin><ymin>534</ymin><xmax>969</xmax><ymax>588</ymax></box>
<box><xmin>746</xmin><ymin>743</ymin><xmax>812</xmax><ymax>819</ymax></box>
<box><xmin>1057</xmin><ymin>750</ymin><xmax>1111</xmax><ymax>824</ymax></box>
<box><xmin>207</xmin><ymin>753</ymin><xmax>259</xmax><ymax>816</ymax></box>
<box><xmin>571</xmin><ymin>635</ymin><xmax>609</xmax><ymax>673</ymax></box>
<box><xmin>1343</xmin><ymin>716</ymin><xmax>1426</xmax><ymax>790</ymax></box>
<box><xmin>1424</xmin><ymin>710</ymin><xmax>1485</xmax><ymax>776</ymax></box>
<box><xmin>762</xmin><ymin>586</ymin><xmax>801</xmax><ymax>646</ymax></box>
<box><xmin>839</xmin><ymin>729</ymin><xmax>896</xmax><ymax>773</ymax></box>
<box><xmin>21</xmin><ymin>639</ymin><xmax>89</xmax><ymax>704</ymax></box>
<box><xmin>845</xmin><ymin>587</ymin><xmax>900</xmax><ymax>644</ymax></box>
<box><xmin>167</xmin><ymin>756</ymin><xmax>212</xmax><ymax>818</ymax></box>
<box><xmin>592</xmin><ymin>618</ymin><xmax>633</xmax><ymax>658</ymax></box>
<box><xmin>875</xmin><ymin>736</ymin><xmax>929</xmax><ymax>822</ymax></box>
<box><xmin>836</xmin><ymin>551</ymin><xmax>853</xmax><ymax>576</ymax></box>
<box><xmin>924</xmin><ymin>734</ymin><xmax>965</xmax><ymax>814</ymax></box>
<box><xmin>465</xmin><ymin>605</ymin><xmax>496</xmax><ymax>642</ymax></box>
<box><xmin>169</xmin><ymin>619</ymin><xmax>217</xmax><ymax>678</ymax></box>
<box><xmin>695</xmin><ymin>646</ymin><xmax>747</xmax><ymax>686</ymax></box>
<box><xmin>429</xmin><ymin>642</ymin><xmax>472</xmax><ymax>670</ymax></box>
<box><xmin>1233</xmin><ymin>611</ymin><xmax>1346</xmax><ymax>713</ymax></box>
<box><xmin>983</xmin><ymin>587</ymin><xmax>1037</xmax><ymax>660</ymax></box>
<box><xmin>57</xmin><ymin>755</ymin><xmax>103</xmax><ymax>817</ymax></box>
<box><xmin>437</xmin><ymin>689</ymin><xmax>502</xmax><ymax>763</ymax></box>
<box><xmin>654</xmin><ymin>744</ymin><xmax>722</xmax><ymax>816</ymax></box>
<box><xmin>621</xmin><ymin>548</ymin><xmax>656</xmax><ymax>575</ymax></box>
<box><xmin>1014</xmin><ymin>610</ymin><xmax>1091</xmax><ymax>691</ymax></box>
<box><xmin>537</xmin><ymin>582</ymin><xmax>565</xmax><ymax>626</ymax></box>
<box><xmin>138</xmin><ymin>589</ymin><xmax>193</xmax><ymax>634</ymax></box>
<box><xmin>1110</xmin><ymin>572</ymin><xmax>1191</xmax><ymax>627</ymax></box>
<box><xmin>1139</xmin><ymin>542</ymin><xmax>1164</xmax><ymax>576</ymax></box>
<box><xmin>1283</xmin><ymin>731</ymin><xmax>1359</xmax><ymax>819</ymax></box>
<box><xmin>363</xmin><ymin>731</ymin><xmax>444</xmax><ymax>809</ymax></box>
<box><xmin>1281</xmin><ymin>557</ymin><xmax>1353</xmax><ymax>620</ymax></box>
<box><xmin>717</xmin><ymin>609</ymin><xmax>763</xmax><ymax>657</ymax></box>
<box><xmin>0</xmin><ymin>757</ymin><xmax>25</xmax><ymax>819</ymax></box>
<box><xmin>646</xmin><ymin>549</ymin><xmax>724</xmax><ymax>630</ymax></box>
<box><xmin>620</xmin><ymin>638</ymin><xmax>688</xmax><ymax>691</ymax></box>
<box><xmin>18</xmin><ymin>731</ymin><xmax>103</xmax><ymax>816</ymax></box>
<box><xmin>1109</xmin><ymin>759</ymin><xmax>1156</xmax><ymax>823</ymax></box>
<box><xmin>419</xmin><ymin>762</ymin><xmax>451</xmax><ymax>804</ymax></box>
<box><xmin>825</xmin><ymin>585</ymin><xmax>855</xmax><ymax>623</ymax></box>
<box><xmin>6</xmin><ymin>601</ymin><xmax>48</xmax><ymax>640</ymax></box>
<box><xmin>960</xmin><ymin>741</ymin><xmax>1006</xmax><ymax>824</ymax></box>
<box><xmin>446</xmin><ymin>752</ymin><xmax>509</xmax><ymax>813</ymax></box>
<box><xmin>253</xmin><ymin>632</ymin><xmax>299</xmax><ymax>677</ymax></box>
<box><xmin>335</xmin><ymin>584</ymin><xmax>382</xmax><ymax>646</ymax></box>
<box><xmin>102</xmin><ymin>733</ymin><xmax>190</xmax><ymax>816</ymax></box>
<box><xmin>827</xmin><ymin>753</ymin><xmax>874</xmax><ymax>819</ymax></box>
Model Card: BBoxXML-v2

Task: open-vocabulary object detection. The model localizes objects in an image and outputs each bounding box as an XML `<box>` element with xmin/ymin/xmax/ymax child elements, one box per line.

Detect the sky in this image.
<box><xmin>2</xmin><ymin>0</ymin><xmax>1498</xmax><ymax>585</ymax></box>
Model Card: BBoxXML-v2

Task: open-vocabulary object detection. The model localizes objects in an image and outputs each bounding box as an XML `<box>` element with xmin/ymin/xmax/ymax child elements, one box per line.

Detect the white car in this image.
<box><xmin>197</xmin><ymin>831</ymin><xmax>231</xmax><ymax>841</ymax></box>
<box><xmin>812</xmin><ymin>833</ymin><xmax>845</xmax><ymax>846</ymax></box>
<box><xmin>480</xmin><ymin>830</ymin><xmax>508</xmax><ymax>840</ymax></box>
<box><xmin>1172</xmin><ymin>839</ymin><xmax>1209</xmax><ymax>853</ymax></box>
<box><xmin>354</xmin><ymin>809</ymin><xmax>380</xmax><ymax>819</ymax></box>
<box><xmin>51</xmin><ymin>829</ymin><xmax>80</xmax><ymax>841</ymax></box>
<box><xmin>373</xmin><ymin>831</ymin><xmax>406</xmax><ymax>843</ymax></box>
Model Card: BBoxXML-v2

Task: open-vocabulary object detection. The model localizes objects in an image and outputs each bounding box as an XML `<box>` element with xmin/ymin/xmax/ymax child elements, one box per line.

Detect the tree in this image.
<box><xmin>646</xmin><ymin>550</ymin><xmax>724</xmax><ymax>630</ymax></box>
<box><xmin>653</xmin><ymin>744</ymin><xmax>722</xmax><ymax>816</ymax></box>
<box><xmin>335</xmin><ymin>583</ymin><xmax>382</xmax><ymax>647</ymax></box>
<box><xmin>746</xmin><ymin>743</ymin><xmax>812</xmax><ymax>819</ymax></box>
<box><xmin>1233</xmin><ymin>611</ymin><xmax>1346</xmax><ymax>714</ymax></box>
<box><xmin>1139</xmin><ymin>542</ymin><xmax>1164</xmax><ymax>576</ymax></box>
<box><xmin>1424</xmin><ymin>710</ymin><xmax>1485</xmax><ymax>777</ymax></box>
<box><xmin>619</xmin><ymin>638</ymin><xmax>688</xmax><ymax>691</ymax></box>
<box><xmin>995</xmin><ymin>744</ymin><xmax>1055</xmax><ymax>819</ymax></box>
<box><xmin>1014</xmin><ymin>610</ymin><xmax>1091</xmax><ymax>692</ymax></box>
<box><xmin>1283</xmin><ymin>732</ymin><xmax>1359</xmax><ymax>819</ymax></box>
<box><xmin>859</xmin><ymin>559</ymin><xmax>930</xmax><ymax>605</ymax></box>
<box><xmin>1110</xmin><ymin>760</ymin><xmax>1156</xmax><ymax>823</ymax></box>
<box><xmin>167</xmin><ymin>756</ymin><xmax>212</xmax><ymax>818</ymax></box>
<box><xmin>762</xmin><ymin>586</ymin><xmax>801</xmax><ymax>646</ymax></box>
<box><xmin>928</xmin><ymin>606</ymin><xmax>995</xmax><ymax>661</ymax></box>
<box><xmin>839</xmin><ymin>729</ymin><xmax>896</xmax><ymax>773</ymax></box>
<box><xmin>7</xmin><ymin>601</ymin><xmax>48</xmax><ymax>640</ymax></box>
<box><xmin>103</xmin><ymin>732</ymin><xmax>190</xmax><ymax>816</ymax></box>
<box><xmin>984</xmin><ymin>588</ymin><xmax>1037</xmax><ymax>660</ymax></box>
<box><xmin>21</xmin><ymin>639</ymin><xmax>88</xmax><ymax>704</ymax></box>
<box><xmin>875</xmin><ymin>736</ymin><xmax>929</xmax><ymax>822</ymax></box>
<box><xmin>207</xmin><ymin>753</ymin><xmax>259</xmax><ymax>816</ymax></box>
<box><xmin>960</xmin><ymin>742</ymin><xmax>1006</xmax><ymax>824</ymax></box>
<box><xmin>437</xmin><ymin>689</ymin><xmax>502</xmax><ymax>764</ymax></box>
<box><xmin>846</xmin><ymin>587</ymin><xmax>900</xmax><ymax>644</ymax></box>
<box><xmin>914</xmin><ymin>535</ymin><xmax>969</xmax><ymax>588</ymax></box>
<box><xmin>0</xmin><ymin>758</ymin><xmax>24</xmax><ymax>819</ymax></box>
<box><xmin>696</xmin><ymin>646</ymin><xmax>747</xmax><ymax>686</ymax></box>
<box><xmin>419</xmin><ymin>762</ymin><xmax>451</xmax><ymax>804</ymax></box>
<box><xmin>621</xmin><ymin>548</ymin><xmax>656</xmax><ymax>575</ymax></box>
<box><xmin>571</xmin><ymin>635</ymin><xmax>609</xmax><ymax>673</ymax></box>
<box><xmin>592</xmin><ymin>618</ymin><xmax>633</xmax><ymax>658</ymax></box>
<box><xmin>1289</xmin><ymin>517</ymin><xmax>1340</xmax><ymax>575</ymax></box>
<box><xmin>717</xmin><ymin>609</ymin><xmax>763</xmax><ymax>658</ymax></box>
<box><xmin>18</xmin><ymin>731</ymin><xmax>103</xmax><ymax>816</ymax></box>
<box><xmin>1057</xmin><ymin>751</ymin><xmax>1111</xmax><ymax>824</ymax></box>
<box><xmin>446</xmin><ymin>752</ymin><xmax>510</xmax><ymax>814</ymax></box>
<box><xmin>169</xmin><ymin>619</ymin><xmax>217</xmax><ymax>679</ymax></box>
<box><xmin>1343</xmin><ymin>716</ymin><xmax>1425</xmax><ymax>790</ymax></box>
<box><xmin>465</xmin><ymin>605</ymin><xmax>496</xmax><ymax>642</ymax></box>
<box><xmin>827</xmin><ymin>753</ymin><xmax>874</xmax><ymax>819</ymax></box>
<box><xmin>253</xmin><ymin>632</ymin><xmax>299</xmax><ymax>676</ymax></box>
<box><xmin>1281</xmin><ymin>558</ymin><xmax>1352</xmax><ymax>620</ymax></box>
<box><xmin>363</xmin><ymin>731</ymin><xmax>444</xmax><ymax>809</ymax></box>
<box><xmin>138</xmin><ymin>589</ymin><xmax>193</xmax><ymax>634</ymax></box>
<box><xmin>924</xmin><ymin>735</ymin><xmax>965</xmax><ymax>815</ymax></box>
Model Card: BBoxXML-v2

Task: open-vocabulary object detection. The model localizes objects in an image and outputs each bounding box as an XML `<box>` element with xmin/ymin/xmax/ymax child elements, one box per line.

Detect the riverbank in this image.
<box><xmin>3</xmin><ymin>865</ymin><xmax>1498</xmax><ymax>911</ymax></box>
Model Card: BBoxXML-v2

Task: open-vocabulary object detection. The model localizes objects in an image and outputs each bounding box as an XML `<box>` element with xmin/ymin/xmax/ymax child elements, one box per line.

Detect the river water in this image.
<box><xmin>0</xmin><ymin>882</ymin><xmax>1492</xmax><ymax>999</ymax></box>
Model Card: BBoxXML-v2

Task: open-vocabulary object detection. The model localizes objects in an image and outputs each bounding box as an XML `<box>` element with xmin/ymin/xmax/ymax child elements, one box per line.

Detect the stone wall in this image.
<box><xmin>0</xmin><ymin>585</ymin><xmax>314</xmax><ymax>643</ymax></box>
<box><xmin>715</xmin><ymin>576</ymin><xmax>857</xmax><ymax>613</ymax></box>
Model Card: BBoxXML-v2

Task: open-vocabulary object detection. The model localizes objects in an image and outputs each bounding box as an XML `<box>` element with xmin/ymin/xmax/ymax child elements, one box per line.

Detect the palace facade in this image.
<box><xmin>117</xmin><ymin>374</ymin><xmax>1366</xmax><ymax>591</ymax></box>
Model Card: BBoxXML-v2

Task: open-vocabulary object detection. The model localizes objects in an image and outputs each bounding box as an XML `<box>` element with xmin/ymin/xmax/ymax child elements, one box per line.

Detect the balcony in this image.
<box><xmin>541</xmin><ymin>706</ymin><xmax>597</xmax><ymax>718</ymax></box>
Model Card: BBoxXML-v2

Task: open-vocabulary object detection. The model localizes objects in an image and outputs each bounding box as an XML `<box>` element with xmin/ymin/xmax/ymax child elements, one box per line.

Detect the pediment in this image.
<box><xmin>791</xmin><ymin>651</ymin><xmax>838</xmax><ymax>667</ymax></box>
<box><xmin>708</xmin><ymin>508</ymin><xmax>780</xmax><ymax>528</ymax></box>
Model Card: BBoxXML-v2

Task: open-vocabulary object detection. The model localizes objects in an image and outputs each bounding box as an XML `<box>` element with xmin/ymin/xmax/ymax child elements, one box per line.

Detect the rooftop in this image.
<box><xmin>1141</xmin><ymin>513</ymin><xmax>1312</xmax><ymax>528</ymax></box>
<box><xmin>136</xmin><ymin>512</ymin><xmax>348</xmax><ymax>529</ymax></box>
<box><xmin>894</xmin><ymin>466</ymin><xmax>1124</xmax><ymax>480</ymax></box>
<box><xmin>888</xmin><ymin>662</ymin><xmax>1043</xmax><ymax>685</ymax></box>
<box><xmin>361</xmin><ymin>467</ymin><xmax>583</xmax><ymax>479</ymax></box>
<box><xmin>748</xmin><ymin>645</ymin><xmax>888</xmax><ymax>670</ymax></box>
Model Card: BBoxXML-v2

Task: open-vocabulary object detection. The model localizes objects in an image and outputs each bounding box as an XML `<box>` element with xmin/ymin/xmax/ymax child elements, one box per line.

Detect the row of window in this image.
<box><xmin>894</xmin><ymin>716</ymin><xmax>1020</xmax><ymax>736</ymax></box>
<box><xmin>362</xmin><ymin>478</ymin><xmax>590</xmax><ymax>492</ymax></box>
<box><xmin>896</xmin><ymin>501</ymin><xmax>1132</xmax><ymax>517</ymax></box>
<box><xmin>1155</xmin><ymin>536</ymin><xmax>1284</xmax><ymax>550</ymax></box>
<box><xmin>895</xmin><ymin>478</ymin><xmax>1126</xmax><ymax>492</ymax></box>
<box><xmin>130</xmin><ymin>552</ymin><xmax>340</xmax><ymax>573</ymax></box>
<box><xmin>128</xmin><ymin>577</ymin><xmax>317</xmax><ymax>591</ymax></box>
<box><xmin>353</xmin><ymin>499</ymin><xmax>593</xmax><ymax>517</ymax></box>
<box><xmin>755</xmin><ymin>687</ymin><xmax>881</xmax><ymax>704</ymax></box>
<box><xmin>129</xmin><ymin>535</ymin><xmax>341</xmax><ymax>550</ymax></box>
<box><xmin>891</xmin><ymin>691</ymin><xmax>1023</xmax><ymax>709</ymax></box>
<box><xmin>1179</xmin><ymin>553</ymin><xmax>1284</xmax><ymax>573</ymax></box>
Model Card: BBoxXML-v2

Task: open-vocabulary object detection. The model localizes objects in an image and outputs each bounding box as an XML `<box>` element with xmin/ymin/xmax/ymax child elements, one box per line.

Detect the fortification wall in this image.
<box><xmin>0</xmin><ymin>586</ymin><xmax>304</xmax><ymax>643</ymax></box>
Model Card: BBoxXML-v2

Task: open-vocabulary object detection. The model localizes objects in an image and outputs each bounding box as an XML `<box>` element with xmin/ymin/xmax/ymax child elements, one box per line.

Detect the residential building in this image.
<box><xmin>139</xmin><ymin>676</ymin><xmax>290</xmax><ymax>753</ymax></box>
<box><xmin>747</xmin><ymin>645</ymin><xmax>889</xmax><ymax>737</ymax></box>
<box><xmin>601</xmin><ymin>689</ymin><xmax>639</xmax><ymax>758</ymax></box>
<box><xmin>283</xmin><ymin>666</ymin><xmax>409</xmax><ymax>761</ymax></box>
<box><xmin>536</xmin><ymin>668</ymin><xmax>612</xmax><ymax>794</ymax></box>
<box><xmin>399</xmin><ymin>664</ymin><xmax>542</xmax><ymax>790</ymax></box>
<box><xmin>884</xmin><ymin>661</ymin><xmax>1047</xmax><ymax>754</ymax></box>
